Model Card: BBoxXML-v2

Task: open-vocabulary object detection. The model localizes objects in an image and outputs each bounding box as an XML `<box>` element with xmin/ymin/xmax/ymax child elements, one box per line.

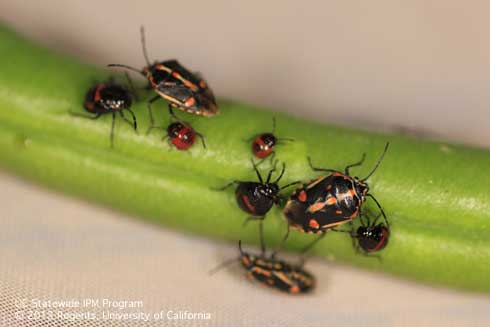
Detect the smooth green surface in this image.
<box><xmin>0</xmin><ymin>25</ymin><xmax>489</xmax><ymax>292</ymax></box>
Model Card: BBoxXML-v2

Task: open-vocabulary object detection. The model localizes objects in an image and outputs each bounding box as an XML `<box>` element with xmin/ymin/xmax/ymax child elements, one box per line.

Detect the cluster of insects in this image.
<box><xmin>212</xmin><ymin>143</ymin><xmax>390</xmax><ymax>294</ymax></box>
<box><xmin>73</xmin><ymin>27</ymin><xmax>216</xmax><ymax>148</ymax></box>
<box><xmin>71</xmin><ymin>27</ymin><xmax>391</xmax><ymax>295</ymax></box>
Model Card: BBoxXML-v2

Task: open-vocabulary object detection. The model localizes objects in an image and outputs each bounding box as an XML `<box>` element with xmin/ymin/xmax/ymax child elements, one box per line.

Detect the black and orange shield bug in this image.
<box><xmin>276</xmin><ymin>143</ymin><xmax>390</xmax><ymax>255</ymax></box>
<box><xmin>210</xmin><ymin>241</ymin><xmax>315</xmax><ymax>295</ymax></box>
<box><xmin>284</xmin><ymin>143</ymin><xmax>390</xmax><ymax>234</ymax></box>
<box><xmin>108</xmin><ymin>27</ymin><xmax>218</xmax><ymax>132</ymax></box>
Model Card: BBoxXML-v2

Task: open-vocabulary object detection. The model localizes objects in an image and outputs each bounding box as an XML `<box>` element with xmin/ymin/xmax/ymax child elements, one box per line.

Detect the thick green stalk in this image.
<box><xmin>1</xmin><ymin>25</ymin><xmax>489</xmax><ymax>292</ymax></box>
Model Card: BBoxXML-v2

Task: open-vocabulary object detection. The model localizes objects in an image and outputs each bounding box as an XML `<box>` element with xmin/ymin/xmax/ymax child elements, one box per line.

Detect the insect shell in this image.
<box><xmin>84</xmin><ymin>82</ymin><xmax>132</xmax><ymax>114</ymax></box>
<box><xmin>165</xmin><ymin>121</ymin><xmax>205</xmax><ymax>150</ymax></box>
<box><xmin>251</xmin><ymin>117</ymin><xmax>293</xmax><ymax>159</ymax></box>
<box><xmin>108</xmin><ymin>27</ymin><xmax>218</xmax><ymax>119</ymax></box>
<box><xmin>354</xmin><ymin>213</ymin><xmax>390</xmax><ymax>253</ymax></box>
<box><xmin>238</xmin><ymin>241</ymin><xmax>315</xmax><ymax>294</ymax></box>
<box><xmin>357</xmin><ymin>223</ymin><xmax>390</xmax><ymax>253</ymax></box>
<box><xmin>144</xmin><ymin>59</ymin><xmax>218</xmax><ymax>117</ymax></box>
<box><xmin>252</xmin><ymin>132</ymin><xmax>277</xmax><ymax>159</ymax></box>
<box><xmin>284</xmin><ymin>143</ymin><xmax>389</xmax><ymax>234</ymax></box>
<box><xmin>218</xmin><ymin>161</ymin><xmax>299</xmax><ymax>218</ymax></box>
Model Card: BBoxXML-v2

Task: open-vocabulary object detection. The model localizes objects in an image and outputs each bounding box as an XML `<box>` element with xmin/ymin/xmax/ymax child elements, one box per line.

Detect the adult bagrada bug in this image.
<box><xmin>108</xmin><ymin>27</ymin><xmax>218</xmax><ymax>132</ymax></box>
<box><xmin>71</xmin><ymin>80</ymin><xmax>136</xmax><ymax>147</ymax></box>
<box><xmin>217</xmin><ymin>160</ymin><xmax>299</xmax><ymax>253</ymax></box>
<box><xmin>250</xmin><ymin>117</ymin><xmax>294</xmax><ymax>160</ymax></box>
<box><xmin>279</xmin><ymin>143</ymin><xmax>390</xmax><ymax>254</ymax></box>
<box><xmin>210</xmin><ymin>241</ymin><xmax>315</xmax><ymax>295</ymax></box>
<box><xmin>163</xmin><ymin>121</ymin><xmax>205</xmax><ymax>150</ymax></box>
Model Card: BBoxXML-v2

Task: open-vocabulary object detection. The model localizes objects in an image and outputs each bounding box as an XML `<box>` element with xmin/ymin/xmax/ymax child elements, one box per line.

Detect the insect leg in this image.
<box><xmin>69</xmin><ymin>111</ymin><xmax>102</xmax><ymax>120</ymax></box>
<box><xmin>120</xmin><ymin>110</ymin><xmax>138</xmax><ymax>133</ymax></box>
<box><xmin>146</xmin><ymin>95</ymin><xmax>161</xmax><ymax>134</ymax></box>
<box><xmin>242</xmin><ymin>216</ymin><xmax>265</xmax><ymax>227</ymax></box>
<box><xmin>213</xmin><ymin>181</ymin><xmax>241</xmax><ymax>191</ymax></box>
<box><xmin>300</xmin><ymin>232</ymin><xmax>326</xmax><ymax>255</ymax></box>
<box><xmin>195</xmin><ymin>131</ymin><xmax>207</xmax><ymax>149</ymax></box>
<box><xmin>258</xmin><ymin>220</ymin><xmax>266</xmax><ymax>255</ymax></box>
<box><xmin>307</xmin><ymin>157</ymin><xmax>336</xmax><ymax>173</ymax></box>
<box><xmin>109</xmin><ymin>112</ymin><xmax>116</xmax><ymax>148</ymax></box>
<box><xmin>271</xmin><ymin>224</ymin><xmax>290</xmax><ymax>259</ymax></box>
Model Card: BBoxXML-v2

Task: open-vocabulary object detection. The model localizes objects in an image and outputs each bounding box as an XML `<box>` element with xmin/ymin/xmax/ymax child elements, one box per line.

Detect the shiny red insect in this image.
<box><xmin>250</xmin><ymin>117</ymin><xmax>293</xmax><ymax>160</ymax></box>
<box><xmin>164</xmin><ymin>122</ymin><xmax>205</xmax><ymax>150</ymax></box>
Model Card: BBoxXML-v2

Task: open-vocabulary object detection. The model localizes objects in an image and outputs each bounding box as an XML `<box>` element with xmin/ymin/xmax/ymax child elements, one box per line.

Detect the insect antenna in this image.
<box><xmin>107</xmin><ymin>64</ymin><xmax>143</xmax><ymax>75</ymax></box>
<box><xmin>366</xmin><ymin>194</ymin><xmax>390</xmax><ymax>228</ymax></box>
<box><xmin>273</xmin><ymin>162</ymin><xmax>286</xmax><ymax>183</ymax></box>
<box><xmin>361</xmin><ymin>142</ymin><xmax>390</xmax><ymax>181</ymax></box>
<box><xmin>208</xmin><ymin>240</ymin><xmax>244</xmax><ymax>275</ymax></box>
<box><xmin>140</xmin><ymin>26</ymin><xmax>151</xmax><ymax>66</ymax></box>
<box><xmin>208</xmin><ymin>256</ymin><xmax>239</xmax><ymax>276</ymax></box>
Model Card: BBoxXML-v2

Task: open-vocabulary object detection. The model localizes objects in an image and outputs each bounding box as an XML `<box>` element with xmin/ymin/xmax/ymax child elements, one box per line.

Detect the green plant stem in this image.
<box><xmin>1</xmin><ymin>25</ymin><xmax>489</xmax><ymax>292</ymax></box>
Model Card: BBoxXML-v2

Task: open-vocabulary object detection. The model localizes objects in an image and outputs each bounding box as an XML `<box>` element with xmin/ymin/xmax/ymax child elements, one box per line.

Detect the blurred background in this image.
<box><xmin>1</xmin><ymin>1</ymin><xmax>490</xmax><ymax>326</ymax></box>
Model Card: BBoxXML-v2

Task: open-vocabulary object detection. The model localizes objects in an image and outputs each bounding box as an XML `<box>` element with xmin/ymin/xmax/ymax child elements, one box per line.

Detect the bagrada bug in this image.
<box><xmin>163</xmin><ymin>121</ymin><xmax>205</xmax><ymax>150</ymax></box>
<box><xmin>250</xmin><ymin>117</ymin><xmax>293</xmax><ymax>160</ymax></box>
<box><xmin>210</xmin><ymin>241</ymin><xmax>315</xmax><ymax>295</ymax></box>
<box><xmin>108</xmin><ymin>27</ymin><xmax>218</xmax><ymax>132</ymax></box>
<box><xmin>71</xmin><ymin>79</ymin><xmax>136</xmax><ymax>147</ymax></box>
<box><xmin>217</xmin><ymin>160</ymin><xmax>299</xmax><ymax>253</ymax></box>
<box><xmin>278</xmin><ymin>143</ymin><xmax>390</xmax><ymax>254</ymax></box>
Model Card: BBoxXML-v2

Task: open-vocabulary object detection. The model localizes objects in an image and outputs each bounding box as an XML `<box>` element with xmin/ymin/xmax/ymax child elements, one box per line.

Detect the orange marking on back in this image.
<box><xmin>290</xmin><ymin>285</ymin><xmax>300</xmax><ymax>294</ymax></box>
<box><xmin>332</xmin><ymin>172</ymin><xmax>344</xmax><ymax>177</ymax></box>
<box><xmin>326</xmin><ymin>197</ymin><xmax>337</xmax><ymax>205</ymax></box>
<box><xmin>156</xmin><ymin>64</ymin><xmax>170</xmax><ymax>71</ymax></box>
<box><xmin>242</xmin><ymin>195</ymin><xmax>256</xmax><ymax>214</ymax></box>
<box><xmin>308</xmin><ymin>202</ymin><xmax>326</xmax><ymax>212</ymax></box>
<box><xmin>184</xmin><ymin>97</ymin><xmax>196</xmax><ymax>107</ymax></box>
<box><xmin>199</xmin><ymin>80</ymin><xmax>207</xmax><ymax>88</ymax></box>
<box><xmin>336</xmin><ymin>210</ymin><xmax>342</xmax><ymax>214</ymax></box>
<box><xmin>183</xmin><ymin>80</ymin><xmax>198</xmax><ymax>90</ymax></box>
<box><xmin>94</xmin><ymin>84</ymin><xmax>105</xmax><ymax>103</ymax></box>
<box><xmin>326</xmin><ymin>184</ymin><xmax>333</xmax><ymax>191</ymax></box>
<box><xmin>253</xmin><ymin>267</ymin><xmax>271</xmax><ymax>277</ymax></box>
<box><xmin>308</xmin><ymin>219</ymin><xmax>320</xmax><ymax>229</ymax></box>
<box><xmin>298</xmin><ymin>190</ymin><xmax>307</xmax><ymax>202</ymax></box>
<box><xmin>306</xmin><ymin>176</ymin><xmax>327</xmax><ymax>189</ymax></box>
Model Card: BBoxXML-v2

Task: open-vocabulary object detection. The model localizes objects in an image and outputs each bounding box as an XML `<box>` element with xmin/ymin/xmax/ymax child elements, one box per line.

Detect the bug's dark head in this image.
<box><xmin>100</xmin><ymin>84</ymin><xmax>132</xmax><ymax>111</ymax></box>
<box><xmin>197</xmin><ymin>88</ymin><xmax>219</xmax><ymax>116</ymax></box>
<box><xmin>238</xmin><ymin>240</ymin><xmax>254</xmax><ymax>269</ymax></box>
<box><xmin>167</xmin><ymin>122</ymin><xmax>186</xmax><ymax>138</ymax></box>
<box><xmin>259</xmin><ymin>133</ymin><xmax>277</xmax><ymax>148</ymax></box>
<box><xmin>357</xmin><ymin>224</ymin><xmax>390</xmax><ymax>253</ymax></box>
<box><xmin>259</xmin><ymin>183</ymin><xmax>280</xmax><ymax>202</ymax></box>
<box><xmin>353</xmin><ymin>178</ymin><xmax>369</xmax><ymax>202</ymax></box>
<box><xmin>240</xmin><ymin>253</ymin><xmax>254</xmax><ymax>269</ymax></box>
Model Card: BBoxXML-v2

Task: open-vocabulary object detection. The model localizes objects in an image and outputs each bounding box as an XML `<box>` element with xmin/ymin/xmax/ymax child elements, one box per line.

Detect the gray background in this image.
<box><xmin>1</xmin><ymin>1</ymin><xmax>490</xmax><ymax>326</ymax></box>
